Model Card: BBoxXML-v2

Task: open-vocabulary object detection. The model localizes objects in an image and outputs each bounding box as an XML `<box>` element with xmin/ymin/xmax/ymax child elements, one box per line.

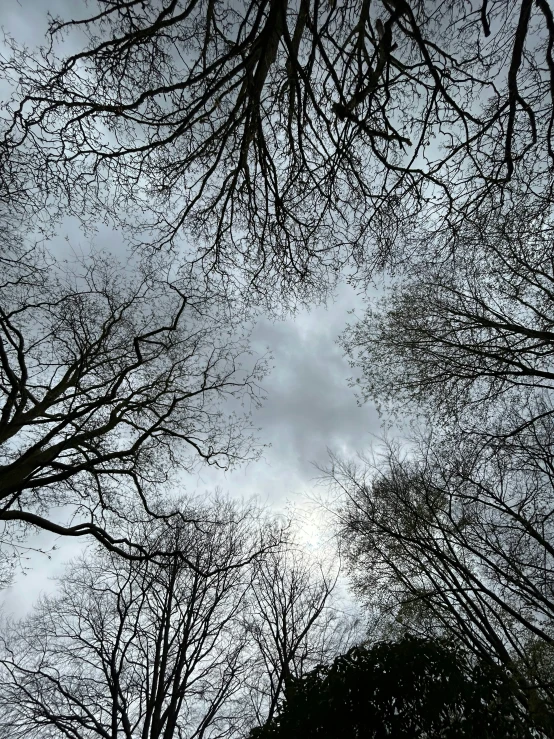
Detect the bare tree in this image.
<box><xmin>0</xmin><ymin>498</ymin><xmax>277</xmax><ymax>739</ymax></box>
<box><xmin>341</xmin><ymin>210</ymin><xmax>554</xmax><ymax>439</ymax></box>
<box><xmin>329</xmin><ymin>175</ymin><xmax>554</xmax><ymax>728</ymax></box>
<box><xmin>324</xmin><ymin>432</ymin><xmax>554</xmax><ymax>717</ymax></box>
<box><xmin>2</xmin><ymin>0</ymin><xmax>553</xmax><ymax>304</ymax></box>
<box><xmin>243</xmin><ymin>545</ymin><xmax>356</xmax><ymax>727</ymax></box>
<box><xmin>0</xmin><ymin>232</ymin><xmax>267</xmax><ymax>563</ymax></box>
<box><xmin>0</xmin><ymin>500</ymin><xmax>351</xmax><ymax>739</ymax></box>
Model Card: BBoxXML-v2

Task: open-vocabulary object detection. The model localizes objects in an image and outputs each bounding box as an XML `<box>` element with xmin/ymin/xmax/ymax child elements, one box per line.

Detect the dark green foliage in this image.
<box><xmin>252</xmin><ymin>636</ymin><xmax>540</xmax><ymax>738</ymax></box>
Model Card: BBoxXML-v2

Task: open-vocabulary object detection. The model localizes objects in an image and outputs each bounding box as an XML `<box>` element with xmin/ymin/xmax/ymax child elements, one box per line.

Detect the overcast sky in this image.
<box><xmin>0</xmin><ymin>0</ymin><xmax>382</xmax><ymax>617</ymax></box>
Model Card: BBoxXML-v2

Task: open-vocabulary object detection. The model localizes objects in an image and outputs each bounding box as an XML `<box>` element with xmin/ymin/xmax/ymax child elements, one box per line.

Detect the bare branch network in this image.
<box><xmin>2</xmin><ymin>0</ymin><xmax>553</xmax><ymax>303</ymax></box>
<box><xmin>0</xmin><ymin>234</ymin><xmax>268</xmax><ymax>561</ymax></box>
<box><xmin>0</xmin><ymin>499</ymin><xmax>348</xmax><ymax>739</ymax></box>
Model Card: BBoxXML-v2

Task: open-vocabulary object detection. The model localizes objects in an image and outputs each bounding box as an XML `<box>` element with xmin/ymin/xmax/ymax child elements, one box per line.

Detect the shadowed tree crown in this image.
<box><xmin>252</xmin><ymin>636</ymin><xmax>542</xmax><ymax>738</ymax></box>
<box><xmin>2</xmin><ymin>0</ymin><xmax>553</xmax><ymax>305</ymax></box>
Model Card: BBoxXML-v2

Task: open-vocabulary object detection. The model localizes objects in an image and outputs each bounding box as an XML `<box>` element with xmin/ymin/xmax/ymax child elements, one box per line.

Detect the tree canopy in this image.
<box><xmin>0</xmin><ymin>232</ymin><xmax>267</xmax><ymax>566</ymax></box>
<box><xmin>252</xmin><ymin>636</ymin><xmax>539</xmax><ymax>738</ymax></box>
<box><xmin>2</xmin><ymin>0</ymin><xmax>553</xmax><ymax>304</ymax></box>
<box><xmin>1</xmin><ymin>3</ymin><xmax>554</xmax><ymax>734</ymax></box>
<box><xmin>0</xmin><ymin>499</ymin><xmax>347</xmax><ymax>739</ymax></box>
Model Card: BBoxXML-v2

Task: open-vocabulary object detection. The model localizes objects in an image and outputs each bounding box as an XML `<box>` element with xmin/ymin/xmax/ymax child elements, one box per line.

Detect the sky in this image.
<box><xmin>0</xmin><ymin>0</ymin><xmax>382</xmax><ymax>617</ymax></box>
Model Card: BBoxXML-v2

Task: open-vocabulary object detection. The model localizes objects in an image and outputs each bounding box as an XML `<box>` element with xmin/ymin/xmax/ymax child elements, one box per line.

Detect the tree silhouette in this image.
<box><xmin>326</xmin><ymin>437</ymin><xmax>554</xmax><ymax>723</ymax></box>
<box><xmin>252</xmin><ymin>636</ymin><xmax>539</xmax><ymax>738</ymax></box>
<box><xmin>0</xmin><ymin>233</ymin><xmax>266</xmax><ymax>565</ymax></box>
<box><xmin>341</xmin><ymin>210</ymin><xmax>554</xmax><ymax>440</ymax></box>
<box><xmin>0</xmin><ymin>501</ymin><xmax>348</xmax><ymax>739</ymax></box>
<box><xmin>2</xmin><ymin>0</ymin><xmax>553</xmax><ymax>304</ymax></box>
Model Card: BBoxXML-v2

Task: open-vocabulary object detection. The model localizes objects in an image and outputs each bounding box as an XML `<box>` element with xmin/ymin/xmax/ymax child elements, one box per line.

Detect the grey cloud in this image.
<box><xmin>191</xmin><ymin>283</ymin><xmax>380</xmax><ymax>505</ymax></box>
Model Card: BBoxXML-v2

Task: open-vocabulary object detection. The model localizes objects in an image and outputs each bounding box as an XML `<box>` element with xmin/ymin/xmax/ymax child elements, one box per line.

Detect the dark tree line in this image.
<box><xmin>253</xmin><ymin>636</ymin><xmax>541</xmax><ymax>738</ymax></box>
